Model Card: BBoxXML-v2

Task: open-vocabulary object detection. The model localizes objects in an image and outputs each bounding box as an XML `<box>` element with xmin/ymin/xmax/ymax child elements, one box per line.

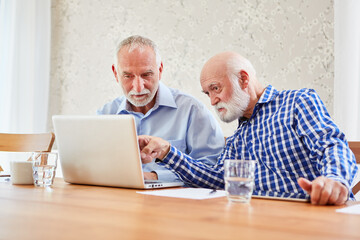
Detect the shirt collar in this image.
<box><xmin>116</xmin><ymin>82</ymin><xmax>177</xmax><ymax>114</ymax></box>
<box><xmin>117</xmin><ymin>98</ymin><xmax>128</xmax><ymax>114</ymax></box>
<box><xmin>157</xmin><ymin>82</ymin><xmax>177</xmax><ymax>109</ymax></box>
<box><xmin>237</xmin><ymin>85</ymin><xmax>279</xmax><ymax>125</ymax></box>
<box><xmin>257</xmin><ymin>85</ymin><xmax>279</xmax><ymax>104</ymax></box>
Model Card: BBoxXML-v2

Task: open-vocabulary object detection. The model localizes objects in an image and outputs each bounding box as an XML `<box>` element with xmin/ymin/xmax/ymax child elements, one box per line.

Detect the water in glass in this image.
<box><xmin>225</xmin><ymin>176</ymin><xmax>254</xmax><ymax>203</ymax></box>
<box><xmin>33</xmin><ymin>165</ymin><xmax>56</xmax><ymax>187</ymax></box>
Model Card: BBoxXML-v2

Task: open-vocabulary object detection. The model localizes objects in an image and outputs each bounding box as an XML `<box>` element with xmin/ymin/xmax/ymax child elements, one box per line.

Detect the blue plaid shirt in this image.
<box><xmin>157</xmin><ymin>85</ymin><xmax>358</xmax><ymax>199</ymax></box>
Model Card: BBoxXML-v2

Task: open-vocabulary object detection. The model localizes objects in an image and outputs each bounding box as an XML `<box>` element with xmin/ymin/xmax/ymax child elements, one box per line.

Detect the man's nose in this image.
<box><xmin>210</xmin><ymin>94</ymin><xmax>220</xmax><ymax>106</ymax></box>
<box><xmin>133</xmin><ymin>77</ymin><xmax>145</xmax><ymax>93</ymax></box>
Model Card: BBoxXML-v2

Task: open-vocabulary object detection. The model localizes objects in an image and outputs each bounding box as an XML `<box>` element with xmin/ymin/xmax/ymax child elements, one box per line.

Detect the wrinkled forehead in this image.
<box><xmin>200</xmin><ymin>73</ymin><xmax>230</xmax><ymax>93</ymax></box>
<box><xmin>201</xmin><ymin>62</ymin><xmax>229</xmax><ymax>85</ymax></box>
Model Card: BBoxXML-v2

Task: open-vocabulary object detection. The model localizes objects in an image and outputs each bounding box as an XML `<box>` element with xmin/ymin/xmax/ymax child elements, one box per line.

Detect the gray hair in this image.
<box><xmin>114</xmin><ymin>35</ymin><xmax>162</xmax><ymax>69</ymax></box>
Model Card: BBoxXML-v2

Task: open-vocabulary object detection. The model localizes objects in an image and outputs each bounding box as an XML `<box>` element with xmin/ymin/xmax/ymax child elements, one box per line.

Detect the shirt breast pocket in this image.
<box><xmin>168</xmin><ymin>139</ymin><xmax>187</xmax><ymax>153</ymax></box>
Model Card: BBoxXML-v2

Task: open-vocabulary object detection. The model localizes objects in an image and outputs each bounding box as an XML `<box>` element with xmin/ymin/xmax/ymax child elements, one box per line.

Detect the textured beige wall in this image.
<box><xmin>50</xmin><ymin>0</ymin><xmax>334</xmax><ymax>136</ymax></box>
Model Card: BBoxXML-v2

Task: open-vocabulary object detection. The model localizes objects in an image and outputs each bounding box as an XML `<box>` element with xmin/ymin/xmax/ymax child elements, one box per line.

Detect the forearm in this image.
<box><xmin>320</xmin><ymin>142</ymin><xmax>358</xmax><ymax>192</ymax></box>
<box><xmin>157</xmin><ymin>146</ymin><xmax>225</xmax><ymax>189</ymax></box>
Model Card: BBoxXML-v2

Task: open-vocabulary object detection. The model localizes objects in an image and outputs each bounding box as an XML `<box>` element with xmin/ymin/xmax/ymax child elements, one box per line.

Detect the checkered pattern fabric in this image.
<box><xmin>158</xmin><ymin>85</ymin><xmax>358</xmax><ymax>199</ymax></box>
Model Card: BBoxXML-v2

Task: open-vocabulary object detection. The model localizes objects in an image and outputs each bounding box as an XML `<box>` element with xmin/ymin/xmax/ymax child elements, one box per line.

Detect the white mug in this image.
<box><xmin>10</xmin><ymin>160</ymin><xmax>33</xmax><ymax>184</ymax></box>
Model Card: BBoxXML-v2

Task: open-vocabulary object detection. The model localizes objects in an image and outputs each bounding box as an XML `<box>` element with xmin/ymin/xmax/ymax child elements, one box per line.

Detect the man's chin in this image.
<box><xmin>131</xmin><ymin>95</ymin><xmax>147</xmax><ymax>100</ymax></box>
<box><xmin>218</xmin><ymin>112</ymin><xmax>241</xmax><ymax>123</ymax></box>
<box><xmin>132</xmin><ymin>102</ymin><xmax>148</xmax><ymax>107</ymax></box>
<box><xmin>220</xmin><ymin>117</ymin><xmax>237</xmax><ymax>123</ymax></box>
<box><xmin>129</xmin><ymin>98</ymin><xmax>150</xmax><ymax>107</ymax></box>
<box><xmin>218</xmin><ymin>114</ymin><xmax>232</xmax><ymax>123</ymax></box>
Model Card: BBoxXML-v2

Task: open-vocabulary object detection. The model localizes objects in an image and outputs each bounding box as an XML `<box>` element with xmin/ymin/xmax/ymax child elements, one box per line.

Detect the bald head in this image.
<box><xmin>200</xmin><ymin>52</ymin><xmax>256</xmax><ymax>84</ymax></box>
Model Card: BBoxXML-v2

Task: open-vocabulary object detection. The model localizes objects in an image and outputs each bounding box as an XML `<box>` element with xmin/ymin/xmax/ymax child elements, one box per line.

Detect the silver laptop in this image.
<box><xmin>252</xmin><ymin>195</ymin><xmax>310</xmax><ymax>202</ymax></box>
<box><xmin>252</xmin><ymin>190</ymin><xmax>310</xmax><ymax>202</ymax></box>
<box><xmin>52</xmin><ymin>115</ymin><xmax>183</xmax><ymax>189</ymax></box>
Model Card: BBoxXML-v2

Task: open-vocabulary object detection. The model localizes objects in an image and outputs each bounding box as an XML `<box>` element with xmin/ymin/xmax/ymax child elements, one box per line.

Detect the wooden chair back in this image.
<box><xmin>0</xmin><ymin>133</ymin><xmax>55</xmax><ymax>152</ymax></box>
<box><xmin>349</xmin><ymin>141</ymin><xmax>360</xmax><ymax>195</ymax></box>
<box><xmin>0</xmin><ymin>132</ymin><xmax>55</xmax><ymax>173</ymax></box>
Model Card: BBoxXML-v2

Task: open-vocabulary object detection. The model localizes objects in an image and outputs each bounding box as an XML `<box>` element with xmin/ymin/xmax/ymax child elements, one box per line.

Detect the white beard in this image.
<box><xmin>214</xmin><ymin>79</ymin><xmax>250</xmax><ymax>123</ymax></box>
<box><xmin>125</xmin><ymin>82</ymin><xmax>159</xmax><ymax>107</ymax></box>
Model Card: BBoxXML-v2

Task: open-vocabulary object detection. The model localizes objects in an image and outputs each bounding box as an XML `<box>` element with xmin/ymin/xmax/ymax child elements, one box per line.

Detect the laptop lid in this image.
<box><xmin>52</xmin><ymin>115</ymin><xmax>182</xmax><ymax>189</ymax></box>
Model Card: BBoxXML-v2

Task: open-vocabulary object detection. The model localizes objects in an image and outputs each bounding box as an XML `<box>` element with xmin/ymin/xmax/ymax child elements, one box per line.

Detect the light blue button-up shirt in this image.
<box><xmin>97</xmin><ymin>82</ymin><xmax>225</xmax><ymax>183</ymax></box>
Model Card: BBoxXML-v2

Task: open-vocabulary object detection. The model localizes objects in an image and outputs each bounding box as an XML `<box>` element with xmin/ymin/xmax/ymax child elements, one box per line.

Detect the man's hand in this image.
<box><xmin>297</xmin><ymin>176</ymin><xmax>348</xmax><ymax>205</ymax></box>
<box><xmin>138</xmin><ymin>135</ymin><xmax>170</xmax><ymax>163</ymax></box>
<box><xmin>143</xmin><ymin>172</ymin><xmax>158</xmax><ymax>180</ymax></box>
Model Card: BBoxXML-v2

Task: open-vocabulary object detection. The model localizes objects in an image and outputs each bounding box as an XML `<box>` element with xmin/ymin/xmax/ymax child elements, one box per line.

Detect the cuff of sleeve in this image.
<box><xmin>153</xmin><ymin>170</ymin><xmax>182</xmax><ymax>183</ymax></box>
<box><xmin>155</xmin><ymin>158</ymin><xmax>163</xmax><ymax>163</ymax></box>
<box><xmin>325</xmin><ymin>175</ymin><xmax>353</xmax><ymax>200</ymax></box>
<box><xmin>155</xmin><ymin>145</ymin><xmax>175</xmax><ymax>164</ymax></box>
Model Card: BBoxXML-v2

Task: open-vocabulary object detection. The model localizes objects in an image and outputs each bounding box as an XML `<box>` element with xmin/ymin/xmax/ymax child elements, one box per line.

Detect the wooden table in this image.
<box><xmin>1</xmin><ymin>178</ymin><xmax>360</xmax><ymax>240</ymax></box>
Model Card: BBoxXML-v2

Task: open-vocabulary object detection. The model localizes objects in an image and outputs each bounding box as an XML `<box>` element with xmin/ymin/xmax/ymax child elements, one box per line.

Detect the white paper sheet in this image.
<box><xmin>336</xmin><ymin>204</ymin><xmax>360</xmax><ymax>214</ymax></box>
<box><xmin>137</xmin><ymin>188</ymin><xmax>226</xmax><ymax>200</ymax></box>
<box><xmin>0</xmin><ymin>177</ymin><xmax>10</xmax><ymax>183</ymax></box>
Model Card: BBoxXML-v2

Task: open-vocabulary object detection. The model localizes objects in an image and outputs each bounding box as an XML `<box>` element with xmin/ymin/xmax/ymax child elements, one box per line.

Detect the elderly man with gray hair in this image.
<box><xmin>97</xmin><ymin>35</ymin><xmax>225</xmax><ymax>182</ymax></box>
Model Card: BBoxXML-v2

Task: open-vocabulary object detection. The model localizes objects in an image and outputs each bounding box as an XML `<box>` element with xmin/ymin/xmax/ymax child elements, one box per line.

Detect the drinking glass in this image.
<box><xmin>32</xmin><ymin>152</ymin><xmax>58</xmax><ymax>187</ymax></box>
<box><xmin>224</xmin><ymin>159</ymin><xmax>256</xmax><ymax>203</ymax></box>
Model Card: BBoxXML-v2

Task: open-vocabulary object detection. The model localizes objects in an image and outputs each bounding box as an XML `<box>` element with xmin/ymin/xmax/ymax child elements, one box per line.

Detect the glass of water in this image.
<box><xmin>224</xmin><ymin>159</ymin><xmax>256</xmax><ymax>203</ymax></box>
<box><xmin>32</xmin><ymin>152</ymin><xmax>58</xmax><ymax>187</ymax></box>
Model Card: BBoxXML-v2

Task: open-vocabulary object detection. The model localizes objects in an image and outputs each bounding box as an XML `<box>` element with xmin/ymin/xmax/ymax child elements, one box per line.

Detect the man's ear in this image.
<box><xmin>112</xmin><ymin>65</ymin><xmax>120</xmax><ymax>83</ymax></box>
<box><xmin>158</xmin><ymin>62</ymin><xmax>164</xmax><ymax>81</ymax></box>
<box><xmin>238</xmin><ymin>70</ymin><xmax>249</xmax><ymax>89</ymax></box>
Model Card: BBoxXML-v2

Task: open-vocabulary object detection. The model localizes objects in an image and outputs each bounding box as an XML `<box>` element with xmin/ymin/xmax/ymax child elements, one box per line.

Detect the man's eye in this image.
<box><xmin>142</xmin><ymin>73</ymin><xmax>152</xmax><ymax>78</ymax></box>
<box><xmin>212</xmin><ymin>86</ymin><xmax>220</xmax><ymax>92</ymax></box>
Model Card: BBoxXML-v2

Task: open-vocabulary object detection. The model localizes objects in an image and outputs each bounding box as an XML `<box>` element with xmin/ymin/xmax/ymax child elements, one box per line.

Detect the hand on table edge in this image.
<box><xmin>298</xmin><ymin>176</ymin><xmax>349</xmax><ymax>205</ymax></box>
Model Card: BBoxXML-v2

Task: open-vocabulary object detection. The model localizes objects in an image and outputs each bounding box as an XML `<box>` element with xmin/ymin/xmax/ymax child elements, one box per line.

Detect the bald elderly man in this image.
<box><xmin>139</xmin><ymin>51</ymin><xmax>358</xmax><ymax>205</ymax></box>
